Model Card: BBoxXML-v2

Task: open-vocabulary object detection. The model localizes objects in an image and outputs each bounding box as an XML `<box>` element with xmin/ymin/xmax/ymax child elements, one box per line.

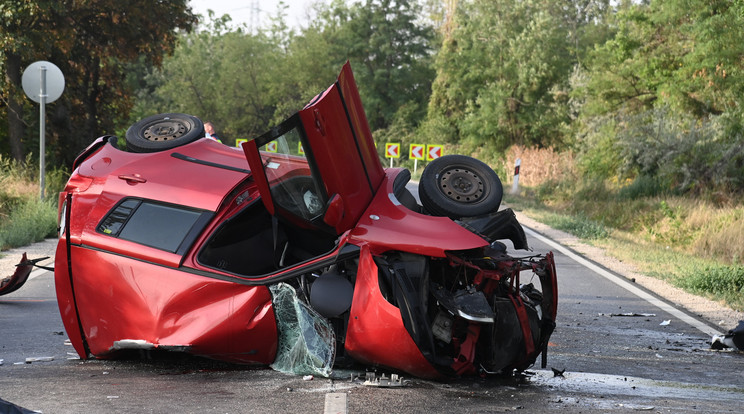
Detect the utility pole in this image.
<box><xmin>249</xmin><ymin>0</ymin><xmax>259</xmax><ymax>33</ymax></box>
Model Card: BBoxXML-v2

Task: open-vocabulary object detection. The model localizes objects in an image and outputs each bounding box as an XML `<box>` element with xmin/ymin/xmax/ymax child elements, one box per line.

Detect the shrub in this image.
<box><xmin>540</xmin><ymin>212</ymin><xmax>610</xmax><ymax>240</ymax></box>
<box><xmin>0</xmin><ymin>197</ymin><xmax>58</xmax><ymax>250</ymax></box>
<box><xmin>618</xmin><ymin>175</ymin><xmax>670</xmax><ymax>199</ymax></box>
<box><xmin>617</xmin><ymin>107</ymin><xmax>744</xmax><ymax>195</ymax></box>
<box><xmin>677</xmin><ymin>264</ymin><xmax>744</xmax><ymax>309</ymax></box>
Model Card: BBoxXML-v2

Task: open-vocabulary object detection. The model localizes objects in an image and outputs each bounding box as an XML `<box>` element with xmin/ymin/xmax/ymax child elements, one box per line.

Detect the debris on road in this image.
<box><xmin>363</xmin><ymin>372</ymin><xmax>407</xmax><ymax>387</ymax></box>
<box><xmin>551</xmin><ymin>367</ymin><xmax>566</xmax><ymax>377</ymax></box>
<box><xmin>599</xmin><ymin>312</ymin><xmax>657</xmax><ymax>317</ymax></box>
<box><xmin>711</xmin><ymin>320</ymin><xmax>744</xmax><ymax>351</ymax></box>
<box><xmin>660</xmin><ymin>320</ymin><xmax>671</xmax><ymax>326</ymax></box>
<box><xmin>24</xmin><ymin>356</ymin><xmax>54</xmax><ymax>363</ymax></box>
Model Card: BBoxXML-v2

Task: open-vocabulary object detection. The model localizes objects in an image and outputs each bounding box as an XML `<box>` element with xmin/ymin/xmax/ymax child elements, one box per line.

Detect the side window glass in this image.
<box><xmin>98</xmin><ymin>198</ymin><xmax>208</xmax><ymax>253</ymax></box>
<box><xmin>259</xmin><ymin>126</ymin><xmax>326</xmax><ymax>222</ymax></box>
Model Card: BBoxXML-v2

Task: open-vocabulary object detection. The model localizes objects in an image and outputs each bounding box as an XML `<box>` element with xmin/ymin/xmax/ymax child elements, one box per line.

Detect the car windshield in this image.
<box><xmin>259</xmin><ymin>125</ymin><xmax>326</xmax><ymax>222</ymax></box>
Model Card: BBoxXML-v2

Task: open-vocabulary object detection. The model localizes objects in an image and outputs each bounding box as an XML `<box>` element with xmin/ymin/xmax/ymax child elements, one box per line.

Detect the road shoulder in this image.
<box><xmin>513</xmin><ymin>211</ymin><xmax>744</xmax><ymax>332</ymax></box>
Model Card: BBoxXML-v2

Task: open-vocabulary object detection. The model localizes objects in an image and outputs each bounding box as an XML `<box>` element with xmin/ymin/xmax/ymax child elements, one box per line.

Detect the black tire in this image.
<box><xmin>125</xmin><ymin>113</ymin><xmax>204</xmax><ymax>153</ymax></box>
<box><xmin>419</xmin><ymin>155</ymin><xmax>503</xmax><ymax>219</ymax></box>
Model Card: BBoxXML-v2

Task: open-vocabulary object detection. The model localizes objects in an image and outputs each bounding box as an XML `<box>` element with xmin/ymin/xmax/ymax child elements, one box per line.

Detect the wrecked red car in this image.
<box><xmin>54</xmin><ymin>63</ymin><xmax>557</xmax><ymax>379</ymax></box>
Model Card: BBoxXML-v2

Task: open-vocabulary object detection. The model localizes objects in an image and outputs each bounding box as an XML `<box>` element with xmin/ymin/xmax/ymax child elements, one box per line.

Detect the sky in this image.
<box><xmin>188</xmin><ymin>0</ymin><xmax>318</xmax><ymax>30</ymax></box>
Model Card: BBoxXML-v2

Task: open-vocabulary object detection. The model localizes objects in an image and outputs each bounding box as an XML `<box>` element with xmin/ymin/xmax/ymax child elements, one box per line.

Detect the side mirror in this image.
<box><xmin>323</xmin><ymin>194</ymin><xmax>344</xmax><ymax>229</ymax></box>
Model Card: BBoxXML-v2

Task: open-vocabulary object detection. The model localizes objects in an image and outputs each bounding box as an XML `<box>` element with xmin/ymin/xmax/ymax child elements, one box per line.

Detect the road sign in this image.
<box><xmin>235</xmin><ymin>138</ymin><xmax>248</xmax><ymax>148</ymax></box>
<box><xmin>266</xmin><ymin>141</ymin><xmax>278</xmax><ymax>153</ymax></box>
<box><xmin>385</xmin><ymin>143</ymin><xmax>400</xmax><ymax>158</ymax></box>
<box><xmin>22</xmin><ymin>61</ymin><xmax>65</xmax><ymax>103</ymax></box>
<box><xmin>409</xmin><ymin>144</ymin><xmax>425</xmax><ymax>160</ymax></box>
<box><xmin>22</xmin><ymin>61</ymin><xmax>65</xmax><ymax>200</ymax></box>
<box><xmin>426</xmin><ymin>145</ymin><xmax>443</xmax><ymax>161</ymax></box>
<box><xmin>298</xmin><ymin>142</ymin><xmax>305</xmax><ymax>155</ymax></box>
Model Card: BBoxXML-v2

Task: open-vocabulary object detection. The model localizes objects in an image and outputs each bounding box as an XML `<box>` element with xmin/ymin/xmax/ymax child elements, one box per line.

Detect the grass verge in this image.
<box><xmin>0</xmin><ymin>156</ymin><xmax>62</xmax><ymax>253</ymax></box>
<box><xmin>505</xmin><ymin>191</ymin><xmax>744</xmax><ymax>312</ymax></box>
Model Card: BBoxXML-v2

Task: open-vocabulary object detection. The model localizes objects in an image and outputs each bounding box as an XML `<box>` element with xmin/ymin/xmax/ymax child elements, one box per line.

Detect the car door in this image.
<box><xmin>242</xmin><ymin>62</ymin><xmax>384</xmax><ymax>235</ymax></box>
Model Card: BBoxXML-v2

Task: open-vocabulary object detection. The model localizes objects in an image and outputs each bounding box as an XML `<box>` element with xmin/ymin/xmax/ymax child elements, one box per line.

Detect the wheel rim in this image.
<box><xmin>142</xmin><ymin>119</ymin><xmax>189</xmax><ymax>142</ymax></box>
<box><xmin>438</xmin><ymin>167</ymin><xmax>485</xmax><ymax>203</ymax></box>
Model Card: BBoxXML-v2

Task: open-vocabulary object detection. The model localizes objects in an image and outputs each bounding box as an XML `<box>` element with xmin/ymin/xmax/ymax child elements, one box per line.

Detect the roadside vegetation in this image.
<box><xmin>500</xmin><ymin>146</ymin><xmax>744</xmax><ymax>312</ymax></box>
<box><xmin>0</xmin><ymin>157</ymin><xmax>62</xmax><ymax>252</ymax></box>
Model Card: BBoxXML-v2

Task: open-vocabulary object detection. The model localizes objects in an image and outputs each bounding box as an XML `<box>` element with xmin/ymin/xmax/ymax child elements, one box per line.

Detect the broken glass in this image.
<box><xmin>269</xmin><ymin>283</ymin><xmax>335</xmax><ymax>377</ymax></box>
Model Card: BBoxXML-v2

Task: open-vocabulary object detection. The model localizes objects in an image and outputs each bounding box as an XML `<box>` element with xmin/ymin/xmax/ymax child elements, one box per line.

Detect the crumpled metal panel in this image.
<box><xmin>0</xmin><ymin>253</ymin><xmax>34</xmax><ymax>296</ymax></box>
<box><xmin>62</xmin><ymin>246</ymin><xmax>277</xmax><ymax>364</ymax></box>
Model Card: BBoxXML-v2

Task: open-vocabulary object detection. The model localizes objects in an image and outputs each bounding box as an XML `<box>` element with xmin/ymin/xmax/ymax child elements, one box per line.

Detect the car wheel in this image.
<box><xmin>125</xmin><ymin>113</ymin><xmax>204</xmax><ymax>153</ymax></box>
<box><xmin>419</xmin><ymin>155</ymin><xmax>503</xmax><ymax>218</ymax></box>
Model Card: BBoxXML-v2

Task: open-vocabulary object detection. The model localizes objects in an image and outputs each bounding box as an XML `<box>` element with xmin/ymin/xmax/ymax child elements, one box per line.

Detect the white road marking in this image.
<box><xmin>523</xmin><ymin>226</ymin><xmax>720</xmax><ymax>337</ymax></box>
<box><xmin>324</xmin><ymin>392</ymin><xmax>347</xmax><ymax>414</ymax></box>
<box><xmin>29</xmin><ymin>268</ymin><xmax>49</xmax><ymax>281</ymax></box>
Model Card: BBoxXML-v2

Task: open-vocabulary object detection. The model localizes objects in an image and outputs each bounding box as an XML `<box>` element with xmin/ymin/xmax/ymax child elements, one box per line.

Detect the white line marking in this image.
<box><xmin>29</xmin><ymin>267</ymin><xmax>49</xmax><ymax>281</ymax></box>
<box><xmin>523</xmin><ymin>226</ymin><xmax>720</xmax><ymax>337</ymax></box>
<box><xmin>324</xmin><ymin>392</ymin><xmax>347</xmax><ymax>414</ymax></box>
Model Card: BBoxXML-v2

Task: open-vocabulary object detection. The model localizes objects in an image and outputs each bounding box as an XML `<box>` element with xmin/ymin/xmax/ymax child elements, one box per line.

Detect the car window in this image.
<box><xmin>98</xmin><ymin>198</ymin><xmax>210</xmax><ymax>254</ymax></box>
<box><xmin>258</xmin><ymin>125</ymin><xmax>327</xmax><ymax>222</ymax></box>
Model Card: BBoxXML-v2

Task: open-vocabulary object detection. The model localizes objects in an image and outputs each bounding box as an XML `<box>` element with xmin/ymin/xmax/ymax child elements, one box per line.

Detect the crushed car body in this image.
<box><xmin>54</xmin><ymin>63</ymin><xmax>557</xmax><ymax>379</ymax></box>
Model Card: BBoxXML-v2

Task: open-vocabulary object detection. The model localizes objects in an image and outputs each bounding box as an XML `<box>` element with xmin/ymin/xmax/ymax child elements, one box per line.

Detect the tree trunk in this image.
<box><xmin>5</xmin><ymin>52</ymin><xmax>26</xmax><ymax>162</ymax></box>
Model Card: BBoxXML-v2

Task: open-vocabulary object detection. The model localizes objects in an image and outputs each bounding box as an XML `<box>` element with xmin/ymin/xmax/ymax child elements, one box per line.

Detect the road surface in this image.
<box><xmin>1</xmin><ymin>222</ymin><xmax>742</xmax><ymax>413</ymax></box>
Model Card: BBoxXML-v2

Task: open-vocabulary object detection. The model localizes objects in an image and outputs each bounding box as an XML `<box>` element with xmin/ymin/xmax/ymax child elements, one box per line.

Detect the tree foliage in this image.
<box><xmin>576</xmin><ymin>0</ymin><xmax>744</xmax><ymax>193</ymax></box>
<box><xmin>2</xmin><ymin>0</ymin><xmax>743</xmax><ymax>196</ymax></box>
<box><xmin>138</xmin><ymin>0</ymin><xmax>435</xmax><ymax>144</ymax></box>
<box><xmin>1</xmin><ymin>0</ymin><xmax>196</xmax><ymax>166</ymax></box>
<box><xmin>424</xmin><ymin>0</ymin><xmax>611</xmax><ymax>156</ymax></box>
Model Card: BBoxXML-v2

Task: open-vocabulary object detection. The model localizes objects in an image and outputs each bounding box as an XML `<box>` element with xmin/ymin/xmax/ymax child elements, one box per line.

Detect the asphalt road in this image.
<box><xmin>1</xmin><ymin>229</ymin><xmax>743</xmax><ymax>413</ymax></box>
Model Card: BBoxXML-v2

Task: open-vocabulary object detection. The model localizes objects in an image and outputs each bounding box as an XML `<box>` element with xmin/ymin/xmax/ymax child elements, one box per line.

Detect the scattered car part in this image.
<box><xmin>0</xmin><ymin>255</ymin><xmax>50</xmax><ymax>296</ymax></box>
<box><xmin>711</xmin><ymin>320</ymin><xmax>744</xmax><ymax>350</ymax></box>
<box><xmin>363</xmin><ymin>372</ymin><xmax>406</xmax><ymax>387</ymax></box>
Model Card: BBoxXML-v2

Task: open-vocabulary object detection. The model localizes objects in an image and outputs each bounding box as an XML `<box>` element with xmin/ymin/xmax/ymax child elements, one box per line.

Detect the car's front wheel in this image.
<box><xmin>125</xmin><ymin>113</ymin><xmax>204</xmax><ymax>153</ymax></box>
<box><xmin>419</xmin><ymin>155</ymin><xmax>503</xmax><ymax>219</ymax></box>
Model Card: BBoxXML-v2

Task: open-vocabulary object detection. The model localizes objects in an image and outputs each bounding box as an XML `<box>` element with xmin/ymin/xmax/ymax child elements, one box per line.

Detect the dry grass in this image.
<box><xmin>502</xmin><ymin>145</ymin><xmax>744</xmax><ymax>310</ymax></box>
<box><xmin>500</xmin><ymin>145</ymin><xmax>577</xmax><ymax>187</ymax></box>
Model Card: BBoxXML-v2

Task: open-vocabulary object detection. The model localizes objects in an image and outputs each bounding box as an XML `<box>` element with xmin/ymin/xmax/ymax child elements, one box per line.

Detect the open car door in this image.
<box><xmin>243</xmin><ymin>63</ymin><xmax>384</xmax><ymax>235</ymax></box>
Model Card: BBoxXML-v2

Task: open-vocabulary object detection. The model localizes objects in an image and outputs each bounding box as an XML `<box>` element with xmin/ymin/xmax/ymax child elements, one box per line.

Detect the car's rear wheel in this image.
<box><xmin>419</xmin><ymin>155</ymin><xmax>503</xmax><ymax>218</ymax></box>
<box><xmin>125</xmin><ymin>113</ymin><xmax>204</xmax><ymax>153</ymax></box>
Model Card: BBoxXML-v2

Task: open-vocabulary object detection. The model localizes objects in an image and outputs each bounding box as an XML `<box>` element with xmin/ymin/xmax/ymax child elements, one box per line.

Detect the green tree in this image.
<box><xmin>425</xmin><ymin>0</ymin><xmax>609</xmax><ymax>155</ymax></box>
<box><xmin>135</xmin><ymin>11</ymin><xmax>297</xmax><ymax>144</ymax></box>
<box><xmin>140</xmin><ymin>0</ymin><xmax>435</xmax><ymax>144</ymax></box>
<box><xmin>1</xmin><ymin>0</ymin><xmax>196</xmax><ymax>166</ymax></box>
<box><xmin>0</xmin><ymin>1</ymin><xmax>61</xmax><ymax>162</ymax></box>
<box><xmin>575</xmin><ymin>0</ymin><xmax>744</xmax><ymax>191</ymax></box>
<box><xmin>342</xmin><ymin>0</ymin><xmax>435</xmax><ymax>130</ymax></box>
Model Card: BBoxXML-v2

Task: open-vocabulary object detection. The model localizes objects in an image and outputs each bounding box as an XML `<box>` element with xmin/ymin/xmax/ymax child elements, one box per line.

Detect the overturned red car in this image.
<box><xmin>54</xmin><ymin>63</ymin><xmax>557</xmax><ymax>379</ymax></box>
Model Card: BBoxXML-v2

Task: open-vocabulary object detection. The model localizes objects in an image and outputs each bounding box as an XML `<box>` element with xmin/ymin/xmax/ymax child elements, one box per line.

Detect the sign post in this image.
<box><xmin>511</xmin><ymin>158</ymin><xmax>521</xmax><ymax>194</ymax></box>
<box><xmin>22</xmin><ymin>61</ymin><xmax>65</xmax><ymax>200</ymax></box>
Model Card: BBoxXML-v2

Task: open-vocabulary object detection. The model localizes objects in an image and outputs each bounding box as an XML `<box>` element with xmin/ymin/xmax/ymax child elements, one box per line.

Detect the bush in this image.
<box><xmin>617</xmin><ymin>107</ymin><xmax>744</xmax><ymax>195</ymax></box>
<box><xmin>0</xmin><ymin>197</ymin><xmax>58</xmax><ymax>250</ymax></box>
<box><xmin>618</xmin><ymin>175</ymin><xmax>670</xmax><ymax>199</ymax></box>
<box><xmin>0</xmin><ymin>156</ymin><xmax>64</xmax><ymax>251</ymax></box>
<box><xmin>677</xmin><ymin>264</ymin><xmax>744</xmax><ymax>310</ymax></box>
<box><xmin>540</xmin><ymin>212</ymin><xmax>610</xmax><ymax>240</ymax></box>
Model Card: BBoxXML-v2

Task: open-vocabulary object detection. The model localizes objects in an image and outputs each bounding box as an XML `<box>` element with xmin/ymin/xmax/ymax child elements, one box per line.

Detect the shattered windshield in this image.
<box><xmin>259</xmin><ymin>126</ymin><xmax>327</xmax><ymax>222</ymax></box>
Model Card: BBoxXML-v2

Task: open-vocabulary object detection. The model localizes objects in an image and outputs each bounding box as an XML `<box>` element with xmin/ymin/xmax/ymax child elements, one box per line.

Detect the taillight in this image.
<box><xmin>63</xmin><ymin>174</ymin><xmax>94</xmax><ymax>193</ymax></box>
<box><xmin>58</xmin><ymin>198</ymin><xmax>67</xmax><ymax>237</ymax></box>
